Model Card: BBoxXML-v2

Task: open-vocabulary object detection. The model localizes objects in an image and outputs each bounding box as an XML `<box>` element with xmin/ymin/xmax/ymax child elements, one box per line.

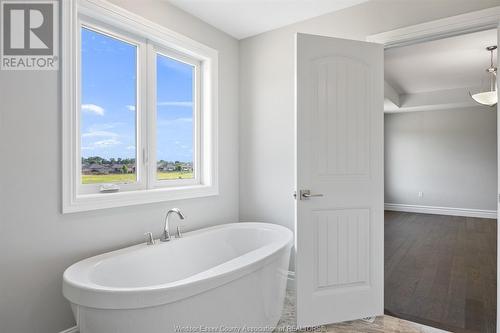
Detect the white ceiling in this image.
<box><xmin>385</xmin><ymin>29</ymin><xmax>498</xmax><ymax>95</ymax></box>
<box><xmin>165</xmin><ymin>0</ymin><xmax>369</xmax><ymax>39</ymax></box>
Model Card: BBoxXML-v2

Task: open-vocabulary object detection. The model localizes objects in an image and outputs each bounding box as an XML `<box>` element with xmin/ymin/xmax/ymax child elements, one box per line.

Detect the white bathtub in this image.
<box><xmin>63</xmin><ymin>222</ymin><xmax>293</xmax><ymax>333</ymax></box>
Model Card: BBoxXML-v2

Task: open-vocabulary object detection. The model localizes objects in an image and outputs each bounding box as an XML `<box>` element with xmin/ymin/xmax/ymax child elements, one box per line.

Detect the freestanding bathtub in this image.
<box><xmin>63</xmin><ymin>222</ymin><xmax>293</xmax><ymax>333</ymax></box>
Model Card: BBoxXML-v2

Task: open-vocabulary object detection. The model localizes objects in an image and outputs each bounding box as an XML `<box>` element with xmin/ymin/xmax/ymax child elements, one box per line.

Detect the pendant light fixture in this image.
<box><xmin>470</xmin><ymin>45</ymin><xmax>497</xmax><ymax>107</ymax></box>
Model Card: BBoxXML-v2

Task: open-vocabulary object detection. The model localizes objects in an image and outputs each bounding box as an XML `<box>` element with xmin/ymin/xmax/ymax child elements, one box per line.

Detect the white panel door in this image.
<box><xmin>295</xmin><ymin>33</ymin><xmax>384</xmax><ymax>327</ymax></box>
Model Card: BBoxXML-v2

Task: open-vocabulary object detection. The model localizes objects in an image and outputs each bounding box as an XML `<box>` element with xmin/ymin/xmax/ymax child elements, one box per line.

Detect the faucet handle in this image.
<box><xmin>175</xmin><ymin>226</ymin><xmax>183</xmax><ymax>238</ymax></box>
<box><xmin>144</xmin><ymin>232</ymin><xmax>155</xmax><ymax>245</ymax></box>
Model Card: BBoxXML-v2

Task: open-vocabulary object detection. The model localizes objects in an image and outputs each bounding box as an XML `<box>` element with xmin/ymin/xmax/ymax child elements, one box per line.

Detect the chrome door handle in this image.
<box><xmin>303</xmin><ymin>193</ymin><xmax>323</xmax><ymax>198</ymax></box>
<box><xmin>299</xmin><ymin>189</ymin><xmax>323</xmax><ymax>200</ymax></box>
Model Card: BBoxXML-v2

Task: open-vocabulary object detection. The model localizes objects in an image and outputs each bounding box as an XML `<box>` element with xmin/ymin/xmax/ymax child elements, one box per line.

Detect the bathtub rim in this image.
<box><xmin>63</xmin><ymin>222</ymin><xmax>293</xmax><ymax>309</ymax></box>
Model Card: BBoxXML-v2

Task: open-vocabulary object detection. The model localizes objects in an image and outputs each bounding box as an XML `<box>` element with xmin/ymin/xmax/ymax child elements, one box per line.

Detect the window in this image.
<box><xmin>156</xmin><ymin>53</ymin><xmax>196</xmax><ymax>182</ymax></box>
<box><xmin>62</xmin><ymin>1</ymin><xmax>218</xmax><ymax>212</ymax></box>
<box><xmin>80</xmin><ymin>27</ymin><xmax>138</xmax><ymax>186</ymax></box>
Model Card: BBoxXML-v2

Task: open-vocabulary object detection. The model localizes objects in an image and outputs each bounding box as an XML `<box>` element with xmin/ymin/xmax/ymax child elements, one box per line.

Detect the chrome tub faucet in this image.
<box><xmin>161</xmin><ymin>208</ymin><xmax>185</xmax><ymax>242</ymax></box>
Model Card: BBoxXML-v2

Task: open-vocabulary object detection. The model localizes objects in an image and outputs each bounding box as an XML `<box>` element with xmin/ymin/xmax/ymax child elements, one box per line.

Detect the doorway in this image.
<box><xmin>383</xmin><ymin>29</ymin><xmax>498</xmax><ymax>332</ymax></box>
<box><xmin>293</xmin><ymin>8</ymin><xmax>500</xmax><ymax>331</ymax></box>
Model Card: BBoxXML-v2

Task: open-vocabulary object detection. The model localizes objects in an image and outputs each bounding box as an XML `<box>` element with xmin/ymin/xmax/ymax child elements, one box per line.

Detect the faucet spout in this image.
<box><xmin>161</xmin><ymin>208</ymin><xmax>185</xmax><ymax>242</ymax></box>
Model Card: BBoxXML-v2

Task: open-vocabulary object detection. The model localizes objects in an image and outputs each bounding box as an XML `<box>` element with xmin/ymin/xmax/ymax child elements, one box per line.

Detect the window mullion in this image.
<box><xmin>138</xmin><ymin>39</ymin><xmax>149</xmax><ymax>190</ymax></box>
<box><xmin>146</xmin><ymin>41</ymin><xmax>157</xmax><ymax>189</ymax></box>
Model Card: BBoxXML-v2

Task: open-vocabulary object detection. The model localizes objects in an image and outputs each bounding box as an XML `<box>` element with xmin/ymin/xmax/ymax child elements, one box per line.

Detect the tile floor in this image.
<box><xmin>275</xmin><ymin>288</ymin><xmax>449</xmax><ymax>333</ymax></box>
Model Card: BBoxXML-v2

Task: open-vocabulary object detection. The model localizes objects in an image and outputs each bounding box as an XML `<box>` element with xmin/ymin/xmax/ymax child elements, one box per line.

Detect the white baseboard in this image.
<box><xmin>59</xmin><ymin>326</ymin><xmax>78</xmax><ymax>333</ymax></box>
<box><xmin>384</xmin><ymin>203</ymin><xmax>497</xmax><ymax>219</ymax></box>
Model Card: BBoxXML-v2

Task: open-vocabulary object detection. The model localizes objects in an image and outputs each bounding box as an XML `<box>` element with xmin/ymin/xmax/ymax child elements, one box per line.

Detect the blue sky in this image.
<box><xmin>80</xmin><ymin>27</ymin><xmax>194</xmax><ymax>162</ymax></box>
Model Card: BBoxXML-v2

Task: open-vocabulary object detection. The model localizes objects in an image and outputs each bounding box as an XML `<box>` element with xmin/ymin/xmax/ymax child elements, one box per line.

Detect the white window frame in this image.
<box><xmin>62</xmin><ymin>0</ymin><xmax>219</xmax><ymax>213</ymax></box>
<box><xmin>148</xmin><ymin>45</ymin><xmax>202</xmax><ymax>189</ymax></box>
<box><xmin>77</xmin><ymin>19</ymin><xmax>148</xmax><ymax>195</ymax></box>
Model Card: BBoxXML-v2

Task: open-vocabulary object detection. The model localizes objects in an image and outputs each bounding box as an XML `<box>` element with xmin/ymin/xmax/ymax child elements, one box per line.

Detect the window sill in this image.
<box><xmin>62</xmin><ymin>184</ymin><xmax>218</xmax><ymax>213</ymax></box>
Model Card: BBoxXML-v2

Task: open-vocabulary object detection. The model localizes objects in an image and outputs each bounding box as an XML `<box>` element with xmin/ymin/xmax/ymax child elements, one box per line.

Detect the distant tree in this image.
<box><xmin>122</xmin><ymin>165</ymin><xmax>128</xmax><ymax>174</ymax></box>
<box><xmin>82</xmin><ymin>156</ymin><xmax>136</xmax><ymax>166</ymax></box>
<box><xmin>86</xmin><ymin>156</ymin><xmax>104</xmax><ymax>165</ymax></box>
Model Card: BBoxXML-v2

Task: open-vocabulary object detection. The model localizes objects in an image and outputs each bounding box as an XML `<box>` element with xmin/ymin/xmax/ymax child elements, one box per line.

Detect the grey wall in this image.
<box><xmin>0</xmin><ymin>1</ymin><xmax>239</xmax><ymax>332</ymax></box>
<box><xmin>385</xmin><ymin>107</ymin><xmax>497</xmax><ymax>210</ymax></box>
<box><xmin>238</xmin><ymin>0</ymin><xmax>500</xmax><ymax>253</ymax></box>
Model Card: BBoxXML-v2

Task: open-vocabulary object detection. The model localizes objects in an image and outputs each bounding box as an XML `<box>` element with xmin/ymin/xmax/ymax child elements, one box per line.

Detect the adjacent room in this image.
<box><xmin>384</xmin><ymin>30</ymin><xmax>498</xmax><ymax>332</ymax></box>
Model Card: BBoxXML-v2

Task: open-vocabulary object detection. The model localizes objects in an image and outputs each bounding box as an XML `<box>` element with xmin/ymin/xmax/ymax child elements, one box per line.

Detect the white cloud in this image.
<box><xmin>88</xmin><ymin>122</ymin><xmax>123</xmax><ymax>131</ymax></box>
<box><xmin>157</xmin><ymin>101</ymin><xmax>193</xmax><ymax>108</ymax></box>
<box><xmin>82</xmin><ymin>130</ymin><xmax>119</xmax><ymax>138</ymax></box>
<box><xmin>93</xmin><ymin>138</ymin><xmax>121</xmax><ymax>148</ymax></box>
<box><xmin>158</xmin><ymin>117</ymin><xmax>193</xmax><ymax>126</ymax></box>
<box><xmin>81</xmin><ymin>104</ymin><xmax>105</xmax><ymax>116</ymax></box>
<box><xmin>126</xmin><ymin>105</ymin><xmax>136</xmax><ymax>112</ymax></box>
<box><xmin>126</xmin><ymin>145</ymin><xmax>135</xmax><ymax>150</ymax></box>
<box><xmin>88</xmin><ymin>122</ymin><xmax>125</xmax><ymax>132</ymax></box>
<box><xmin>82</xmin><ymin>129</ymin><xmax>121</xmax><ymax>149</ymax></box>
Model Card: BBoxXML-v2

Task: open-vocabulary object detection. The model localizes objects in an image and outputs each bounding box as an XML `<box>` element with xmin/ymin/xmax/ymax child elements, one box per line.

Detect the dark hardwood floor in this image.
<box><xmin>384</xmin><ymin>211</ymin><xmax>497</xmax><ymax>333</ymax></box>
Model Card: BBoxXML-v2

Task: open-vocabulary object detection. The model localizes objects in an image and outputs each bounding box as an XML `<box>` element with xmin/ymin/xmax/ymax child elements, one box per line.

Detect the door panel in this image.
<box><xmin>295</xmin><ymin>33</ymin><xmax>384</xmax><ymax>327</ymax></box>
<box><xmin>314</xmin><ymin>209</ymin><xmax>370</xmax><ymax>288</ymax></box>
<box><xmin>314</xmin><ymin>57</ymin><xmax>370</xmax><ymax>177</ymax></box>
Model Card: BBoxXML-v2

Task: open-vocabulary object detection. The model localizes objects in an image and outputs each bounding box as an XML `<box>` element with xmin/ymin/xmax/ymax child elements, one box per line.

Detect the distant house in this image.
<box><xmin>158</xmin><ymin>162</ymin><xmax>176</xmax><ymax>172</ymax></box>
<box><xmin>111</xmin><ymin>164</ymin><xmax>123</xmax><ymax>173</ymax></box>
<box><xmin>83</xmin><ymin>163</ymin><xmax>109</xmax><ymax>175</ymax></box>
<box><xmin>82</xmin><ymin>163</ymin><xmax>90</xmax><ymax>174</ymax></box>
<box><xmin>155</xmin><ymin>161</ymin><xmax>194</xmax><ymax>172</ymax></box>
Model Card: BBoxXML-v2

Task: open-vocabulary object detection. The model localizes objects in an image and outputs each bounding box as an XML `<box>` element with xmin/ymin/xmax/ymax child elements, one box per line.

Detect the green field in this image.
<box><xmin>82</xmin><ymin>171</ymin><xmax>194</xmax><ymax>184</ymax></box>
